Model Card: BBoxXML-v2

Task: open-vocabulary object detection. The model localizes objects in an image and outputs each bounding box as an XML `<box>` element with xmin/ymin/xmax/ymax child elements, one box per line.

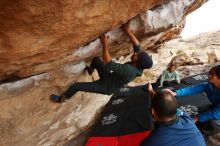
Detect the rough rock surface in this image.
<box><xmin>0</xmin><ymin>0</ymin><xmax>168</xmax><ymax>81</ymax></box>
<box><xmin>0</xmin><ymin>0</ymin><xmax>211</xmax><ymax>146</ymax></box>
<box><xmin>169</xmin><ymin>53</ymin><xmax>204</xmax><ymax>66</ymax></box>
<box><xmin>0</xmin><ymin>66</ymin><xmax>111</xmax><ymax>146</ymax></box>
<box><xmin>0</xmin><ymin>0</ymin><xmax>207</xmax><ymax>81</ymax></box>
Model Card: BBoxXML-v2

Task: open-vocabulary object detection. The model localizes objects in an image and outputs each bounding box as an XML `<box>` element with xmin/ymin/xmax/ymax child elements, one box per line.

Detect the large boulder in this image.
<box><xmin>0</xmin><ymin>0</ymin><xmax>209</xmax><ymax>145</ymax></box>
<box><xmin>0</xmin><ymin>0</ymin><xmax>207</xmax><ymax>81</ymax></box>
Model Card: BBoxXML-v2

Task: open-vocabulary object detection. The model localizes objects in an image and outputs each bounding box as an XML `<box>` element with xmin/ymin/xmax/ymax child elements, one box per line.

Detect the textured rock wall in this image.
<box><xmin>0</xmin><ymin>64</ymin><xmax>111</xmax><ymax>146</ymax></box>
<box><xmin>0</xmin><ymin>0</ymin><xmax>207</xmax><ymax>81</ymax></box>
<box><xmin>0</xmin><ymin>0</ymin><xmax>170</xmax><ymax>81</ymax></box>
<box><xmin>0</xmin><ymin>0</ymin><xmax>208</xmax><ymax>146</ymax></box>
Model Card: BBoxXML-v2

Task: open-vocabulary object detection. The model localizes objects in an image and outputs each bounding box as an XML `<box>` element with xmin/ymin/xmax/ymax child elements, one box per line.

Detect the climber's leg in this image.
<box><xmin>89</xmin><ymin>57</ymin><xmax>107</xmax><ymax>79</ymax></box>
<box><xmin>50</xmin><ymin>80</ymin><xmax>108</xmax><ymax>103</ymax></box>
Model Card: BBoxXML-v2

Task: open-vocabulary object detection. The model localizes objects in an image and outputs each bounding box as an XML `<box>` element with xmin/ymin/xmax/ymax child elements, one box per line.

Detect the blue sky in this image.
<box><xmin>180</xmin><ymin>0</ymin><xmax>220</xmax><ymax>38</ymax></box>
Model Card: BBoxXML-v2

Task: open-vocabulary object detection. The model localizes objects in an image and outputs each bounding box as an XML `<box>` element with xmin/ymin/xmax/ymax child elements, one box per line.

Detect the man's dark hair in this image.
<box><xmin>136</xmin><ymin>51</ymin><xmax>153</xmax><ymax>70</ymax></box>
<box><xmin>151</xmin><ymin>90</ymin><xmax>178</xmax><ymax>118</ymax></box>
<box><xmin>210</xmin><ymin>65</ymin><xmax>220</xmax><ymax>79</ymax></box>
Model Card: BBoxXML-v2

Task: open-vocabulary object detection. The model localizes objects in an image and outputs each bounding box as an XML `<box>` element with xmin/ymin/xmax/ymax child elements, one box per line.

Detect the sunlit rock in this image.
<box><xmin>0</xmin><ymin>0</ymin><xmax>207</xmax><ymax>81</ymax></box>
<box><xmin>0</xmin><ymin>0</ymin><xmax>210</xmax><ymax>145</ymax></box>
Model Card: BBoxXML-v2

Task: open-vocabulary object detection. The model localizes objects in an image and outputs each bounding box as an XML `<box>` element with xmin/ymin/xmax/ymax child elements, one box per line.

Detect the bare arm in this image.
<box><xmin>147</xmin><ymin>83</ymin><xmax>156</xmax><ymax>99</ymax></box>
<box><xmin>100</xmin><ymin>34</ymin><xmax>111</xmax><ymax>64</ymax></box>
<box><xmin>122</xmin><ymin>21</ymin><xmax>140</xmax><ymax>46</ymax></box>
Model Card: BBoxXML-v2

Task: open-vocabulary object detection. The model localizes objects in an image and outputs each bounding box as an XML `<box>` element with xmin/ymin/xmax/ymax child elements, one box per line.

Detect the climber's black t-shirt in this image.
<box><xmin>103</xmin><ymin>60</ymin><xmax>142</xmax><ymax>93</ymax></box>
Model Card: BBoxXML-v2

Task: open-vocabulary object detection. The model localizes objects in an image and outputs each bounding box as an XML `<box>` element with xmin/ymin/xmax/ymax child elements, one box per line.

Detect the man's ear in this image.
<box><xmin>151</xmin><ymin>108</ymin><xmax>155</xmax><ymax>115</ymax></box>
<box><xmin>150</xmin><ymin>108</ymin><xmax>156</xmax><ymax>120</ymax></box>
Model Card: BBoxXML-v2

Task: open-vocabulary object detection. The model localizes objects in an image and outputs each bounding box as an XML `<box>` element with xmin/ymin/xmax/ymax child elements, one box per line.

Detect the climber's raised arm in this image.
<box><xmin>122</xmin><ymin>21</ymin><xmax>140</xmax><ymax>53</ymax></box>
<box><xmin>100</xmin><ymin>34</ymin><xmax>111</xmax><ymax>64</ymax></box>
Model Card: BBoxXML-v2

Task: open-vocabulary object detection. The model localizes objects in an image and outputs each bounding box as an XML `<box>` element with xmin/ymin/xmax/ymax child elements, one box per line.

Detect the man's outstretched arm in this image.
<box><xmin>100</xmin><ymin>34</ymin><xmax>111</xmax><ymax>64</ymax></box>
<box><xmin>147</xmin><ymin>83</ymin><xmax>156</xmax><ymax>99</ymax></box>
<box><xmin>122</xmin><ymin>21</ymin><xmax>140</xmax><ymax>47</ymax></box>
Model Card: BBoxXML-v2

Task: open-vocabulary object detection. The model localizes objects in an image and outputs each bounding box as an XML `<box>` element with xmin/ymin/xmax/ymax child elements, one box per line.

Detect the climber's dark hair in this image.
<box><xmin>136</xmin><ymin>51</ymin><xmax>153</xmax><ymax>70</ymax></box>
<box><xmin>210</xmin><ymin>65</ymin><xmax>220</xmax><ymax>79</ymax></box>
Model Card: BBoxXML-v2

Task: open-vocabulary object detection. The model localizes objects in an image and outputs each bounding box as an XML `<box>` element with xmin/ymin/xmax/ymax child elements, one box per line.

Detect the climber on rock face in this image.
<box><xmin>50</xmin><ymin>21</ymin><xmax>153</xmax><ymax>103</ymax></box>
